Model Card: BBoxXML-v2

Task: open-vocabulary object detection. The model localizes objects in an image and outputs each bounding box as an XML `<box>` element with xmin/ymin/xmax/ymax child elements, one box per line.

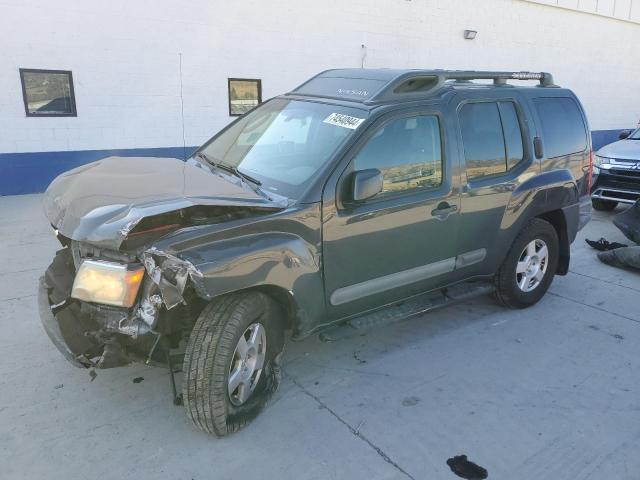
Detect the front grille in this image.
<box><xmin>610</xmin><ymin>168</ymin><xmax>640</xmax><ymax>178</ymax></box>
<box><xmin>597</xmin><ymin>170</ymin><xmax>640</xmax><ymax>192</ymax></box>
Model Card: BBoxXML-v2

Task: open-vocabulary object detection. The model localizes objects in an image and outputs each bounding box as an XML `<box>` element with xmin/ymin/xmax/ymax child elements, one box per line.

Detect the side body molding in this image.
<box><xmin>330</xmin><ymin>249</ymin><xmax>486</xmax><ymax>306</ymax></box>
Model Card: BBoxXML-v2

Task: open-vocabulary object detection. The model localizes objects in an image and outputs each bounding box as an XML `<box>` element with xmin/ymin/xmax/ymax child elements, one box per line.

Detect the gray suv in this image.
<box><xmin>591</xmin><ymin>127</ymin><xmax>640</xmax><ymax>210</ymax></box>
<box><xmin>39</xmin><ymin>69</ymin><xmax>592</xmax><ymax>435</ymax></box>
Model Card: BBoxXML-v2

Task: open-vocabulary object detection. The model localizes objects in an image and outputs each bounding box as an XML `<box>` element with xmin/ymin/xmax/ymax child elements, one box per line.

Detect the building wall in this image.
<box><xmin>0</xmin><ymin>0</ymin><xmax>639</xmax><ymax>195</ymax></box>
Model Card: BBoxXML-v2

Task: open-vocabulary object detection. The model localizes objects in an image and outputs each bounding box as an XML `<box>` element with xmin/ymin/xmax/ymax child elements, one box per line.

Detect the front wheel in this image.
<box><xmin>494</xmin><ymin>218</ymin><xmax>559</xmax><ymax>309</ymax></box>
<box><xmin>182</xmin><ymin>291</ymin><xmax>284</xmax><ymax>436</ymax></box>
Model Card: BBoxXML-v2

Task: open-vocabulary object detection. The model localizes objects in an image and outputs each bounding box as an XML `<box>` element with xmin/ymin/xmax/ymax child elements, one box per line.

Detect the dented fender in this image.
<box><xmin>143</xmin><ymin>204</ymin><xmax>326</xmax><ymax>335</ymax></box>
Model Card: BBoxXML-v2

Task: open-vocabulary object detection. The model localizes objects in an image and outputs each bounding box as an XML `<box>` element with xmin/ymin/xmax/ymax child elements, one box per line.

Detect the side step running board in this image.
<box><xmin>319</xmin><ymin>281</ymin><xmax>495</xmax><ymax>342</ymax></box>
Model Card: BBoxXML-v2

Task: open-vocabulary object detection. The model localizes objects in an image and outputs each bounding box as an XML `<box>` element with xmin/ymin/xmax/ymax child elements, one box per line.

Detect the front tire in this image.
<box><xmin>592</xmin><ymin>199</ymin><xmax>618</xmax><ymax>211</ymax></box>
<box><xmin>494</xmin><ymin>218</ymin><xmax>559</xmax><ymax>309</ymax></box>
<box><xmin>183</xmin><ymin>291</ymin><xmax>284</xmax><ymax>436</ymax></box>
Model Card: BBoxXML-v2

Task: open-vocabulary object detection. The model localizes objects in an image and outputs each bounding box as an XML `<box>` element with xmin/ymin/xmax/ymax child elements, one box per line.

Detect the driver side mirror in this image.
<box><xmin>352</xmin><ymin>168</ymin><xmax>383</xmax><ymax>202</ymax></box>
<box><xmin>619</xmin><ymin>129</ymin><xmax>632</xmax><ymax>140</ymax></box>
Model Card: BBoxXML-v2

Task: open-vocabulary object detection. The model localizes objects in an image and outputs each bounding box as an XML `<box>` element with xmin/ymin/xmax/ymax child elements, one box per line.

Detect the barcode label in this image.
<box><xmin>323</xmin><ymin>113</ymin><xmax>365</xmax><ymax>130</ymax></box>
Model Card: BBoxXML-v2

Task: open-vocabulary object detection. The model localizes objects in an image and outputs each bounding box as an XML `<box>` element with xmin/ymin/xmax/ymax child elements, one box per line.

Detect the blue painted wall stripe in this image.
<box><xmin>591</xmin><ymin>129</ymin><xmax>625</xmax><ymax>151</ymax></box>
<box><xmin>0</xmin><ymin>130</ymin><xmax>628</xmax><ymax>196</ymax></box>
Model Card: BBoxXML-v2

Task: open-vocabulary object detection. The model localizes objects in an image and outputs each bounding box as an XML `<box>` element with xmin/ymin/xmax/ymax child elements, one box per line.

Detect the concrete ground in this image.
<box><xmin>1</xmin><ymin>194</ymin><xmax>639</xmax><ymax>480</ymax></box>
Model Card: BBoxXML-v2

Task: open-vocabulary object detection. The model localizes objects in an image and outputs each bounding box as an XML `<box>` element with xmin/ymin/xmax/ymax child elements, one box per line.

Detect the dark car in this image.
<box><xmin>39</xmin><ymin>69</ymin><xmax>592</xmax><ymax>436</ymax></box>
<box><xmin>591</xmin><ymin>127</ymin><xmax>640</xmax><ymax>210</ymax></box>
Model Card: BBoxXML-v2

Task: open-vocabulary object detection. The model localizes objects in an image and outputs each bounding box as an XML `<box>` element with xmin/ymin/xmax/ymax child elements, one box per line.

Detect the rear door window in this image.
<box><xmin>533</xmin><ymin>97</ymin><xmax>587</xmax><ymax>158</ymax></box>
<box><xmin>498</xmin><ymin>102</ymin><xmax>524</xmax><ymax>170</ymax></box>
<box><xmin>459</xmin><ymin>101</ymin><xmax>525</xmax><ymax>181</ymax></box>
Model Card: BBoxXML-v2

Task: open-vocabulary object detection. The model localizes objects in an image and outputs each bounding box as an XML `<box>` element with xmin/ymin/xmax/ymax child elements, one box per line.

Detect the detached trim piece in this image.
<box><xmin>330</xmin><ymin>248</ymin><xmax>487</xmax><ymax>306</ymax></box>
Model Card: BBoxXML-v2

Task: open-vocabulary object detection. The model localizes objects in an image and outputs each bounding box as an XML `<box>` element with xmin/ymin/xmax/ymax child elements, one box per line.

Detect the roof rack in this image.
<box><xmin>370</xmin><ymin>70</ymin><xmax>557</xmax><ymax>103</ymax></box>
<box><xmin>443</xmin><ymin>70</ymin><xmax>555</xmax><ymax>86</ymax></box>
<box><xmin>289</xmin><ymin>69</ymin><xmax>558</xmax><ymax>104</ymax></box>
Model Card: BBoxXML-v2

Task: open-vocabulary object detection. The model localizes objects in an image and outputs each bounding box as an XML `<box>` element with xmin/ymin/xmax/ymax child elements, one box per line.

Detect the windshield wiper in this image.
<box><xmin>215</xmin><ymin>162</ymin><xmax>262</xmax><ymax>186</ymax></box>
<box><xmin>195</xmin><ymin>151</ymin><xmax>268</xmax><ymax>198</ymax></box>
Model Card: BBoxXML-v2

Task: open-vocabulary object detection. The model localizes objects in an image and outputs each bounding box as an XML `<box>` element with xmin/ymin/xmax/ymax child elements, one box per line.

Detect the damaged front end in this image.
<box><xmin>39</xmin><ymin>243</ymin><xmax>199</xmax><ymax>369</ymax></box>
<box><xmin>38</xmin><ymin>156</ymin><xmax>287</xmax><ymax>369</ymax></box>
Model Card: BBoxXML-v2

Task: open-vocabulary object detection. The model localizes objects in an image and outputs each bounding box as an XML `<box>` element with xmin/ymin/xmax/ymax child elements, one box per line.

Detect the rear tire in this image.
<box><xmin>183</xmin><ymin>291</ymin><xmax>284</xmax><ymax>436</ymax></box>
<box><xmin>494</xmin><ymin>218</ymin><xmax>559</xmax><ymax>309</ymax></box>
<box><xmin>592</xmin><ymin>199</ymin><xmax>618</xmax><ymax>211</ymax></box>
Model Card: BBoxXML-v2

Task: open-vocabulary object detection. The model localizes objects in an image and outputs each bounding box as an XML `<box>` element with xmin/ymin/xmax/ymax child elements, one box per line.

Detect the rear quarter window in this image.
<box><xmin>533</xmin><ymin>97</ymin><xmax>587</xmax><ymax>158</ymax></box>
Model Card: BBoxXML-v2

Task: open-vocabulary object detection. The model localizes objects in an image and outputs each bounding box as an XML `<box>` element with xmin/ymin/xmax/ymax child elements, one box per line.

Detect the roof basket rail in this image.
<box><xmin>442</xmin><ymin>71</ymin><xmax>556</xmax><ymax>87</ymax></box>
<box><xmin>369</xmin><ymin>70</ymin><xmax>557</xmax><ymax>103</ymax></box>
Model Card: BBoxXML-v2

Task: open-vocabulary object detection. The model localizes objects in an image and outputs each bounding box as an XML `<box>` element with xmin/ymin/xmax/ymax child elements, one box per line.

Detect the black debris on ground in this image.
<box><xmin>585</xmin><ymin>237</ymin><xmax>627</xmax><ymax>251</ymax></box>
<box><xmin>446</xmin><ymin>455</ymin><xmax>488</xmax><ymax>480</ymax></box>
<box><xmin>89</xmin><ymin>370</ymin><xmax>97</xmax><ymax>382</ymax></box>
<box><xmin>353</xmin><ymin>351</ymin><xmax>367</xmax><ymax>364</ymax></box>
<box><xmin>54</xmin><ymin>384</ymin><xmax>63</xmax><ymax>389</ymax></box>
<box><xmin>132</xmin><ymin>377</ymin><xmax>144</xmax><ymax>383</ymax></box>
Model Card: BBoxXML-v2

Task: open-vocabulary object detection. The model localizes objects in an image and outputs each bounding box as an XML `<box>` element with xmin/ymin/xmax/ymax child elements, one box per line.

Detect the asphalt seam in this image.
<box><xmin>547</xmin><ymin>291</ymin><xmax>640</xmax><ymax>325</ymax></box>
<box><xmin>284</xmin><ymin>370</ymin><xmax>416</xmax><ymax>480</ymax></box>
<box><xmin>0</xmin><ymin>293</ymin><xmax>37</xmax><ymax>303</ymax></box>
<box><xmin>568</xmin><ymin>269</ymin><xmax>640</xmax><ymax>293</ymax></box>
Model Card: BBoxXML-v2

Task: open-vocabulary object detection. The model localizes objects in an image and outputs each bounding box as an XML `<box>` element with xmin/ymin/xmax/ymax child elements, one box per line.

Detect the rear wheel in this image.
<box><xmin>494</xmin><ymin>218</ymin><xmax>559</xmax><ymax>308</ymax></box>
<box><xmin>592</xmin><ymin>199</ymin><xmax>618</xmax><ymax>211</ymax></box>
<box><xmin>183</xmin><ymin>291</ymin><xmax>284</xmax><ymax>436</ymax></box>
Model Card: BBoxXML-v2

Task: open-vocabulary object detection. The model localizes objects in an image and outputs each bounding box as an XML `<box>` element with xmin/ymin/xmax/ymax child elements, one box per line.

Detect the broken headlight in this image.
<box><xmin>71</xmin><ymin>260</ymin><xmax>145</xmax><ymax>308</ymax></box>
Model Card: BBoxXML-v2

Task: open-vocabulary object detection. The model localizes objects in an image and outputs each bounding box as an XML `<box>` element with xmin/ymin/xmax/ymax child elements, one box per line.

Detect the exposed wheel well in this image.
<box><xmin>537</xmin><ymin>209</ymin><xmax>569</xmax><ymax>275</ymax></box>
<box><xmin>243</xmin><ymin>285</ymin><xmax>297</xmax><ymax>332</ymax></box>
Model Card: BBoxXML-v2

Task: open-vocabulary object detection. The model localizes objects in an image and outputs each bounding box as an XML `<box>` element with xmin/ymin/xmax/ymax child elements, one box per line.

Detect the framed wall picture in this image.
<box><xmin>20</xmin><ymin>68</ymin><xmax>77</xmax><ymax>117</ymax></box>
<box><xmin>228</xmin><ymin>78</ymin><xmax>262</xmax><ymax>116</ymax></box>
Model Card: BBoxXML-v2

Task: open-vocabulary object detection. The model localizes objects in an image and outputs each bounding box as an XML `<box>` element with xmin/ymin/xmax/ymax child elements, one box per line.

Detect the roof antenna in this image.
<box><xmin>178</xmin><ymin>52</ymin><xmax>187</xmax><ymax>160</ymax></box>
<box><xmin>360</xmin><ymin>44</ymin><xmax>367</xmax><ymax>68</ymax></box>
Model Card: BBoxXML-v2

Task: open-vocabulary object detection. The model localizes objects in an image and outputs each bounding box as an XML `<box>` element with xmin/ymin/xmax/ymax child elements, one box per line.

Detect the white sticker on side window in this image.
<box><xmin>323</xmin><ymin>113</ymin><xmax>365</xmax><ymax>130</ymax></box>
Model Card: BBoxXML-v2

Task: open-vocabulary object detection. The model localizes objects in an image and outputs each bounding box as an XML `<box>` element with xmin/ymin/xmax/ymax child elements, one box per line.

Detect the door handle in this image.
<box><xmin>431</xmin><ymin>202</ymin><xmax>458</xmax><ymax>220</ymax></box>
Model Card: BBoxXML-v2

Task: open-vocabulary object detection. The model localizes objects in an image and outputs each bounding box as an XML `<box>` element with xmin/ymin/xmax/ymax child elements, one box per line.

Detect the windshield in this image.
<box><xmin>197</xmin><ymin>98</ymin><xmax>368</xmax><ymax>198</ymax></box>
<box><xmin>629</xmin><ymin>128</ymin><xmax>640</xmax><ymax>140</ymax></box>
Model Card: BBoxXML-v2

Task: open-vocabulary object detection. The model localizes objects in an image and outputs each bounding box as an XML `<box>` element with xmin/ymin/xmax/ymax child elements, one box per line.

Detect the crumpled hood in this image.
<box><xmin>597</xmin><ymin>140</ymin><xmax>640</xmax><ymax>162</ymax></box>
<box><xmin>43</xmin><ymin>156</ymin><xmax>283</xmax><ymax>249</ymax></box>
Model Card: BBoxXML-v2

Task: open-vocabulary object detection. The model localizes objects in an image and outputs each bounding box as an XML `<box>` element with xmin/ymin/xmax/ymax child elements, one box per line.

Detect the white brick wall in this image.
<box><xmin>0</xmin><ymin>0</ymin><xmax>639</xmax><ymax>154</ymax></box>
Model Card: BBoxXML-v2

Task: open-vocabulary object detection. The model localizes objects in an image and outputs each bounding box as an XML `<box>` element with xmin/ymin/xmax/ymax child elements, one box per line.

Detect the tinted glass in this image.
<box><xmin>353</xmin><ymin>115</ymin><xmax>442</xmax><ymax>198</ymax></box>
<box><xmin>534</xmin><ymin>97</ymin><xmax>587</xmax><ymax>158</ymax></box>
<box><xmin>21</xmin><ymin>70</ymin><xmax>75</xmax><ymax>116</ymax></box>
<box><xmin>200</xmin><ymin>98</ymin><xmax>367</xmax><ymax>198</ymax></box>
<box><xmin>498</xmin><ymin>102</ymin><xmax>524</xmax><ymax>170</ymax></box>
<box><xmin>460</xmin><ymin>103</ymin><xmax>506</xmax><ymax>180</ymax></box>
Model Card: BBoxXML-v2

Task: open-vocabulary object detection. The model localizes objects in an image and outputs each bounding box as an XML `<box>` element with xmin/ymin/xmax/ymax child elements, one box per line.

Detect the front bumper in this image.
<box><xmin>38</xmin><ymin>276</ymin><xmax>88</xmax><ymax>368</ymax></box>
<box><xmin>38</xmin><ymin>248</ymin><xmax>157</xmax><ymax>369</ymax></box>
<box><xmin>591</xmin><ymin>169</ymin><xmax>640</xmax><ymax>205</ymax></box>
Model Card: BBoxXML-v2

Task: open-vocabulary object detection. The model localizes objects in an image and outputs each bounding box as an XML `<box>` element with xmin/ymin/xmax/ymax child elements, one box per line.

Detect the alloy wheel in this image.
<box><xmin>228</xmin><ymin>322</ymin><xmax>267</xmax><ymax>406</ymax></box>
<box><xmin>515</xmin><ymin>239</ymin><xmax>549</xmax><ymax>293</ymax></box>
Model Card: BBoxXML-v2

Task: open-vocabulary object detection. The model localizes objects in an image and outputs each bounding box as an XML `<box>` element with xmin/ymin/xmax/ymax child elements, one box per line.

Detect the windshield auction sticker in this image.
<box><xmin>323</xmin><ymin>113</ymin><xmax>365</xmax><ymax>130</ymax></box>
